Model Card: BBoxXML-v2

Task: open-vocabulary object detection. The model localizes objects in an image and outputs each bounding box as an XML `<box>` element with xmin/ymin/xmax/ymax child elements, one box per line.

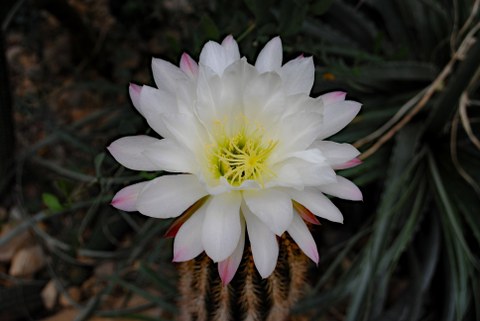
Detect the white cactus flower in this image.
<box><xmin>108</xmin><ymin>36</ymin><xmax>362</xmax><ymax>284</ymax></box>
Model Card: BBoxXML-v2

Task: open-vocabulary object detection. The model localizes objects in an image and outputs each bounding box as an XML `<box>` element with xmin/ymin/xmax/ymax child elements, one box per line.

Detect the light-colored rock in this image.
<box><xmin>41</xmin><ymin>280</ymin><xmax>59</xmax><ymax>310</ymax></box>
<box><xmin>9</xmin><ymin>245</ymin><xmax>46</xmax><ymax>277</ymax></box>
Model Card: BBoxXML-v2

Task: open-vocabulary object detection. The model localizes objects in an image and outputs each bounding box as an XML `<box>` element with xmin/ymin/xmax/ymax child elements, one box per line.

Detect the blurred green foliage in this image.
<box><xmin>1</xmin><ymin>0</ymin><xmax>479</xmax><ymax>320</ymax></box>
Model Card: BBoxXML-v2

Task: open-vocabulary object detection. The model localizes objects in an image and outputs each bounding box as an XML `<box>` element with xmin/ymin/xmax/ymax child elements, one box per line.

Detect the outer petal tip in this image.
<box><xmin>355</xmin><ymin>190</ymin><xmax>364</xmax><ymax>202</ymax></box>
<box><xmin>111</xmin><ymin>182</ymin><xmax>147</xmax><ymax>212</ymax></box>
<box><xmin>129</xmin><ymin>82</ymin><xmax>141</xmax><ymax>93</ymax></box>
<box><xmin>255</xmin><ymin>36</ymin><xmax>283</xmax><ymax>73</ymax></box>
<box><xmin>222</xmin><ymin>34</ymin><xmax>234</xmax><ymax>44</ymax></box>
<box><xmin>310</xmin><ymin>245</ymin><xmax>319</xmax><ymax>265</ymax></box>
<box><xmin>180</xmin><ymin>52</ymin><xmax>199</xmax><ymax>76</ymax></box>
<box><xmin>321</xmin><ymin>91</ymin><xmax>347</xmax><ymax>105</ymax></box>
<box><xmin>172</xmin><ymin>249</ymin><xmax>185</xmax><ymax>262</ymax></box>
<box><xmin>335</xmin><ymin>157</ymin><xmax>362</xmax><ymax>170</ymax></box>
<box><xmin>218</xmin><ymin>261</ymin><xmax>235</xmax><ymax>286</ymax></box>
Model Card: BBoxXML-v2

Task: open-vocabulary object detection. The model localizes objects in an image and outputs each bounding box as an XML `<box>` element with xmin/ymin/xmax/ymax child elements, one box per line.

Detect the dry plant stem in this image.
<box><xmin>354</xmin><ymin>88</ymin><xmax>426</xmax><ymax>148</ymax></box>
<box><xmin>357</xmin><ymin>21</ymin><xmax>480</xmax><ymax>160</ymax></box>
<box><xmin>449</xmin><ymin>65</ymin><xmax>480</xmax><ymax>196</ymax></box>
<box><xmin>177</xmin><ymin>235</ymin><xmax>309</xmax><ymax>321</ymax></box>
<box><xmin>459</xmin><ymin>69</ymin><xmax>480</xmax><ymax>151</ymax></box>
<box><xmin>459</xmin><ymin>93</ymin><xmax>480</xmax><ymax>150</ymax></box>
<box><xmin>457</xmin><ymin>0</ymin><xmax>480</xmax><ymax>40</ymax></box>
<box><xmin>450</xmin><ymin>113</ymin><xmax>480</xmax><ymax>195</ymax></box>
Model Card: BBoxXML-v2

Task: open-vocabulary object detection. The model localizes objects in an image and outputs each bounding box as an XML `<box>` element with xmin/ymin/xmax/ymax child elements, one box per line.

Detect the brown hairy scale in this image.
<box><xmin>177</xmin><ymin>234</ymin><xmax>310</xmax><ymax>321</ymax></box>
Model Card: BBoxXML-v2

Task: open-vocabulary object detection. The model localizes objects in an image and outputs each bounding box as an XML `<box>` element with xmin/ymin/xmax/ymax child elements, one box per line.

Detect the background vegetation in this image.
<box><xmin>0</xmin><ymin>0</ymin><xmax>479</xmax><ymax>320</ymax></box>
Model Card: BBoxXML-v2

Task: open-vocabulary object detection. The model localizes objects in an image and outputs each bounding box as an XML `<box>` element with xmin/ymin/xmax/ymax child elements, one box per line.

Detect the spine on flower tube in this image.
<box><xmin>176</xmin><ymin>234</ymin><xmax>310</xmax><ymax>321</ymax></box>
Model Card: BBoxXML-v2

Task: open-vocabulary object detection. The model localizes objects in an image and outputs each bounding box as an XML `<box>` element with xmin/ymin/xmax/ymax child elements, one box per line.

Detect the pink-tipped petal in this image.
<box><xmin>172</xmin><ymin>248</ymin><xmax>186</xmax><ymax>262</ymax></box>
<box><xmin>218</xmin><ymin>219</ymin><xmax>245</xmax><ymax>285</ymax></box>
<box><xmin>111</xmin><ymin>181</ymin><xmax>148</xmax><ymax>212</ymax></box>
<box><xmin>320</xmin><ymin>91</ymin><xmax>346</xmax><ymax>105</ymax></box>
<box><xmin>180</xmin><ymin>53</ymin><xmax>199</xmax><ymax>78</ymax></box>
<box><xmin>293</xmin><ymin>201</ymin><xmax>321</xmax><ymax>225</ymax></box>
<box><xmin>221</xmin><ymin>35</ymin><xmax>240</xmax><ymax>61</ymax></box>
<box><xmin>129</xmin><ymin>83</ymin><xmax>143</xmax><ymax>115</ymax></box>
<box><xmin>333</xmin><ymin>157</ymin><xmax>362</xmax><ymax>170</ymax></box>
<box><xmin>318</xmin><ymin>176</ymin><xmax>363</xmax><ymax>201</ymax></box>
<box><xmin>287</xmin><ymin>213</ymin><xmax>319</xmax><ymax>264</ymax></box>
<box><xmin>312</xmin><ymin>141</ymin><xmax>360</xmax><ymax>168</ymax></box>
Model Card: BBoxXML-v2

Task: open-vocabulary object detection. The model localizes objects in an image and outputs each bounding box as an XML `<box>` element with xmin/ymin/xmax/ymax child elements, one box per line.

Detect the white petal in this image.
<box><xmin>107</xmin><ymin>136</ymin><xmax>162</xmax><ymax>171</ymax></box>
<box><xmin>221</xmin><ymin>35</ymin><xmax>240</xmax><ymax>61</ymax></box>
<box><xmin>179</xmin><ymin>53</ymin><xmax>199</xmax><ymax>78</ymax></box>
<box><xmin>318</xmin><ymin>176</ymin><xmax>363</xmax><ymax>201</ymax></box>
<box><xmin>279</xmin><ymin>56</ymin><xmax>315</xmax><ymax>95</ymax></box>
<box><xmin>272</xmin><ymin>111</ymin><xmax>323</xmax><ymax>159</ymax></box>
<box><xmin>243</xmin><ymin>71</ymin><xmax>283</xmax><ymax>121</ymax></box>
<box><xmin>194</xmin><ymin>66</ymin><xmax>222</xmax><ymax>126</ymax></box>
<box><xmin>139</xmin><ymin>85</ymin><xmax>178</xmax><ymax>113</ymax></box>
<box><xmin>173</xmin><ymin>204</ymin><xmax>207</xmax><ymax>262</ymax></box>
<box><xmin>287</xmin><ymin>188</ymin><xmax>343</xmax><ymax>223</ymax></box>
<box><xmin>281</xmin><ymin>94</ymin><xmax>319</xmax><ymax>117</ymax></box>
<box><xmin>316</xmin><ymin>100</ymin><xmax>362</xmax><ymax>140</ymax></box>
<box><xmin>129</xmin><ymin>83</ymin><xmax>143</xmax><ymax>115</ymax></box>
<box><xmin>267</xmin><ymin>162</ymin><xmax>303</xmax><ymax>189</ymax></box>
<box><xmin>297</xmin><ymin>162</ymin><xmax>337</xmax><ymax>186</ymax></box>
<box><xmin>272</xmin><ymin>158</ymin><xmax>336</xmax><ymax>187</ymax></box>
<box><xmin>243</xmin><ymin>203</ymin><xmax>278</xmax><ymax>278</ymax></box>
<box><xmin>287</xmin><ymin>213</ymin><xmax>319</xmax><ymax>263</ymax></box>
<box><xmin>199</xmin><ymin>41</ymin><xmax>232</xmax><ymax>75</ymax></box>
<box><xmin>152</xmin><ymin>58</ymin><xmax>188</xmax><ymax>93</ymax></box>
<box><xmin>202</xmin><ymin>192</ymin><xmax>242</xmax><ymax>262</ymax></box>
<box><xmin>143</xmin><ymin>138</ymin><xmax>197</xmax><ymax>173</ymax></box>
<box><xmin>312</xmin><ymin>141</ymin><xmax>360</xmax><ymax>167</ymax></box>
<box><xmin>269</xmin><ymin>150</ymin><xmax>336</xmax><ymax>188</ymax></box>
<box><xmin>320</xmin><ymin>91</ymin><xmax>346</xmax><ymax>105</ymax></box>
<box><xmin>255</xmin><ymin>36</ymin><xmax>282</xmax><ymax>73</ymax></box>
<box><xmin>287</xmin><ymin>149</ymin><xmax>326</xmax><ymax>164</ymax></box>
<box><xmin>111</xmin><ymin>181</ymin><xmax>149</xmax><ymax>212</ymax></box>
<box><xmin>136</xmin><ymin>175</ymin><xmax>208</xmax><ymax>218</ymax></box>
<box><xmin>243</xmin><ymin>189</ymin><xmax>293</xmax><ymax>235</ymax></box>
<box><xmin>160</xmin><ymin>113</ymin><xmax>206</xmax><ymax>153</ymax></box>
<box><xmin>218</xmin><ymin>218</ymin><xmax>245</xmax><ymax>285</ymax></box>
<box><xmin>139</xmin><ymin>86</ymin><xmax>177</xmax><ymax>137</ymax></box>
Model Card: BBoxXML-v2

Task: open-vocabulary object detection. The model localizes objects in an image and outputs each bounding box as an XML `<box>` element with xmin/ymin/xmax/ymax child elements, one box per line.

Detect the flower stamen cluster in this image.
<box><xmin>210</xmin><ymin>128</ymin><xmax>277</xmax><ymax>186</ymax></box>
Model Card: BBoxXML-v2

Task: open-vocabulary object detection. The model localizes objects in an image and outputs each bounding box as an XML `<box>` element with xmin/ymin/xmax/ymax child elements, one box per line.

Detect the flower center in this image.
<box><xmin>209</xmin><ymin>128</ymin><xmax>277</xmax><ymax>186</ymax></box>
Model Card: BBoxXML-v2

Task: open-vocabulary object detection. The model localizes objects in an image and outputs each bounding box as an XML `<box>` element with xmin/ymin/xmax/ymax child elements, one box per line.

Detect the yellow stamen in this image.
<box><xmin>208</xmin><ymin>126</ymin><xmax>277</xmax><ymax>187</ymax></box>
